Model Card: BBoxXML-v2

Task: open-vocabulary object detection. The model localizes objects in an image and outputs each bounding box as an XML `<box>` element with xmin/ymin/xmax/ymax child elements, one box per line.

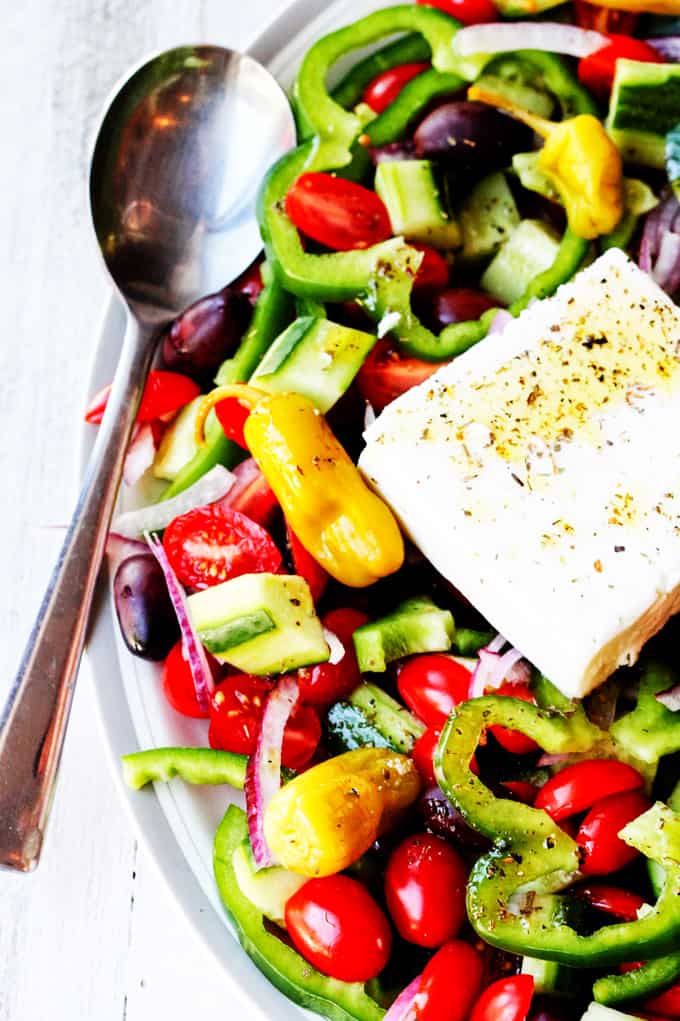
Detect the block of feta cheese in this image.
<box><xmin>359</xmin><ymin>250</ymin><xmax>680</xmax><ymax>699</ymax></box>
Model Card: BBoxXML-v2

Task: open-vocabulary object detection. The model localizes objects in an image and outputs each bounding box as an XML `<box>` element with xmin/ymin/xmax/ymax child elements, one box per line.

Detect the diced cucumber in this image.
<box><xmin>374</xmin><ymin>160</ymin><xmax>460</xmax><ymax>250</ymax></box>
<box><xmin>232</xmin><ymin>839</ymin><xmax>306</xmax><ymax>926</ymax></box>
<box><xmin>188</xmin><ymin>573</ymin><xmax>329</xmax><ymax>675</ymax></box>
<box><xmin>512</xmin><ymin>152</ymin><xmax>560</xmax><ymax>203</ymax></box>
<box><xmin>353</xmin><ymin>596</ymin><xmax>455</xmax><ymax>674</ymax></box>
<box><xmin>607</xmin><ymin>60</ymin><xmax>680</xmax><ymax>169</ymax></box>
<box><xmin>152</xmin><ymin>396</ymin><xmax>202</xmax><ymax>481</ymax></box>
<box><xmin>581</xmin><ymin>1003</ymin><xmax>643</xmax><ymax>1021</ymax></box>
<box><xmin>666</xmin><ymin>124</ymin><xmax>680</xmax><ymax>201</ymax></box>
<box><xmin>458</xmin><ymin>172</ymin><xmax>521</xmax><ymax>262</ymax></box>
<box><xmin>251</xmin><ymin>316</ymin><xmax>376</xmax><ymax>413</ymax></box>
<box><xmin>474</xmin><ymin>74</ymin><xmax>554</xmax><ymax>120</ymax></box>
<box><xmin>481</xmin><ymin>219</ymin><xmax>561</xmax><ymax>306</ymax></box>
<box><xmin>329</xmin><ymin>681</ymin><xmax>426</xmax><ymax>754</ymax></box>
<box><xmin>521</xmin><ymin>956</ymin><xmax>577</xmax><ymax>997</ymax></box>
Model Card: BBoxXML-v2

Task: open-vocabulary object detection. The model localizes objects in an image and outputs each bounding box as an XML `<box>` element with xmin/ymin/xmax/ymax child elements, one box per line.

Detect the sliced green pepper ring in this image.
<box><xmin>434</xmin><ymin>695</ymin><xmax>680</xmax><ymax>967</ymax></box>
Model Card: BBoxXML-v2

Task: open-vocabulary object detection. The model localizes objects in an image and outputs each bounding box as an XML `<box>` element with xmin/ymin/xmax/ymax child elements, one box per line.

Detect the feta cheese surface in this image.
<box><xmin>359</xmin><ymin>250</ymin><xmax>680</xmax><ymax>699</ymax></box>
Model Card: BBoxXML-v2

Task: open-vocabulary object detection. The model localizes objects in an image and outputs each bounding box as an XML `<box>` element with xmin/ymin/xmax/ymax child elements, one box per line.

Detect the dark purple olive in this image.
<box><xmin>413</xmin><ymin>101</ymin><xmax>533</xmax><ymax>178</ymax></box>
<box><xmin>114</xmin><ymin>554</ymin><xmax>179</xmax><ymax>660</ymax></box>
<box><xmin>162</xmin><ymin>286</ymin><xmax>251</xmax><ymax>381</ymax></box>
<box><xmin>424</xmin><ymin>286</ymin><xmax>498</xmax><ymax>333</ymax></box>
<box><xmin>417</xmin><ymin>785</ymin><xmax>492</xmax><ymax>852</ymax></box>
<box><xmin>370</xmin><ymin>141</ymin><xmax>417</xmax><ymax>165</ymax></box>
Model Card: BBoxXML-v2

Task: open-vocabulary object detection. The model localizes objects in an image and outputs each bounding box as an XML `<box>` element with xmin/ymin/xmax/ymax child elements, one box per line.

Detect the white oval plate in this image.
<box><xmin>82</xmin><ymin>1</ymin><xmax>396</xmax><ymax>1018</ymax></box>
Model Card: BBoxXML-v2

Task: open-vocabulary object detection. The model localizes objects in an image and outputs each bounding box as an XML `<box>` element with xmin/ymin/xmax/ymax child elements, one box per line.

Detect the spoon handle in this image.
<box><xmin>0</xmin><ymin>313</ymin><xmax>154</xmax><ymax>871</ymax></box>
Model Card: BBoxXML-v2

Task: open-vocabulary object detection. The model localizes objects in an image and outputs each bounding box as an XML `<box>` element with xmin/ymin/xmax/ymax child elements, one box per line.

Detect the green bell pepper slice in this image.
<box><xmin>214</xmin><ymin>805</ymin><xmax>384</xmax><ymax>1021</ymax></box>
<box><xmin>122</xmin><ymin>747</ymin><xmax>248</xmax><ymax>790</ymax></box>
<box><xmin>435</xmin><ymin>696</ymin><xmax>680</xmax><ymax>966</ymax></box>
<box><xmin>331</xmin><ymin>33</ymin><xmax>431</xmax><ymax>112</ymax></box>
<box><xmin>611</xmin><ymin>661</ymin><xmax>680</xmax><ymax>767</ymax></box>
<box><xmin>594</xmin><ymin>950</ymin><xmax>680</xmax><ymax>1007</ymax></box>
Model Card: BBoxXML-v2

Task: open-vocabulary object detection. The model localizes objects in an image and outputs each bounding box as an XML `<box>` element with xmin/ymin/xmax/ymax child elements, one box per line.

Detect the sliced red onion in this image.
<box><xmin>489</xmin><ymin>310</ymin><xmax>513</xmax><ymax>335</ymax></box>
<box><xmin>487</xmin><ymin>632</ymin><xmax>507</xmax><ymax>654</ymax></box>
<box><xmin>469</xmin><ymin>643</ymin><xmax>528</xmax><ymax>699</ymax></box>
<box><xmin>639</xmin><ymin>191</ymin><xmax>680</xmax><ymax>294</ymax></box>
<box><xmin>364</xmin><ymin>402</ymin><xmax>377</xmax><ymax>430</ymax></box>
<box><xmin>453</xmin><ymin>22</ymin><xmax>606</xmax><ymax>58</ymax></box>
<box><xmin>112</xmin><ymin>465</ymin><xmax>235</xmax><ymax>538</ymax></box>
<box><xmin>106</xmin><ymin>532</ymin><xmax>149</xmax><ymax>563</ymax></box>
<box><xmin>537</xmin><ymin>752</ymin><xmax>573</xmax><ymax>767</ymax></box>
<box><xmin>469</xmin><ymin>649</ymin><xmax>500</xmax><ymax>699</ymax></box>
<box><xmin>383</xmin><ymin>975</ymin><xmax>423</xmax><ymax>1021</ymax></box>
<box><xmin>144</xmin><ymin>531</ymin><xmax>214</xmax><ymax>713</ymax></box>
<box><xmin>656</xmin><ymin>684</ymin><xmax>680</xmax><ymax>712</ymax></box>
<box><xmin>646</xmin><ymin>36</ymin><xmax>680</xmax><ymax>61</ymax></box>
<box><xmin>245</xmin><ymin>675</ymin><xmax>299</xmax><ymax>869</ymax></box>
<box><xmin>123</xmin><ymin>423</ymin><xmax>156</xmax><ymax>487</ymax></box>
<box><xmin>323</xmin><ymin>627</ymin><xmax>345</xmax><ymax>666</ymax></box>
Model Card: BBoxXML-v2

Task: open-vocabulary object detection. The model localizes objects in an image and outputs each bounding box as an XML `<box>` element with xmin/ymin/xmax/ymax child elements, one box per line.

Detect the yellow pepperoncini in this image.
<box><xmin>587</xmin><ymin>0</ymin><xmax>680</xmax><ymax>11</ymax></box>
<box><xmin>468</xmin><ymin>85</ymin><xmax>624</xmax><ymax>241</ymax></box>
<box><xmin>195</xmin><ymin>385</ymin><xmax>405</xmax><ymax>588</ymax></box>
<box><xmin>263</xmin><ymin>748</ymin><xmax>422</xmax><ymax>877</ymax></box>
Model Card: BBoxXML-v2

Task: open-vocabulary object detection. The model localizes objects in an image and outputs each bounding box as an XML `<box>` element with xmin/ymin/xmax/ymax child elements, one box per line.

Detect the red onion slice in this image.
<box><xmin>656</xmin><ymin>684</ymin><xmax>680</xmax><ymax>712</ymax></box>
<box><xmin>106</xmin><ymin>532</ymin><xmax>149</xmax><ymax>562</ymax></box>
<box><xmin>646</xmin><ymin>36</ymin><xmax>680</xmax><ymax>61</ymax></box>
<box><xmin>383</xmin><ymin>975</ymin><xmax>423</xmax><ymax>1021</ymax></box>
<box><xmin>323</xmin><ymin>627</ymin><xmax>345</xmax><ymax>666</ymax></box>
<box><xmin>123</xmin><ymin>423</ymin><xmax>156</xmax><ymax>487</ymax></box>
<box><xmin>112</xmin><ymin>465</ymin><xmax>235</xmax><ymax>538</ymax></box>
<box><xmin>487</xmin><ymin>632</ymin><xmax>507</xmax><ymax>654</ymax></box>
<box><xmin>453</xmin><ymin>22</ymin><xmax>607</xmax><ymax>58</ymax></box>
<box><xmin>639</xmin><ymin>192</ymin><xmax>680</xmax><ymax>294</ymax></box>
<box><xmin>489</xmin><ymin>310</ymin><xmax>513</xmax><ymax>335</ymax></box>
<box><xmin>537</xmin><ymin>752</ymin><xmax>574</xmax><ymax>767</ymax></box>
<box><xmin>245</xmin><ymin>675</ymin><xmax>300</xmax><ymax>869</ymax></box>
<box><xmin>469</xmin><ymin>642</ymin><xmax>528</xmax><ymax>699</ymax></box>
<box><xmin>144</xmin><ymin>531</ymin><xmax>214</xmax><ymax>713</ymax></box>
<box><xmin>469</xmin><ymin>648</ymin><xmax>500</xmax><ymax>699</ymax></box>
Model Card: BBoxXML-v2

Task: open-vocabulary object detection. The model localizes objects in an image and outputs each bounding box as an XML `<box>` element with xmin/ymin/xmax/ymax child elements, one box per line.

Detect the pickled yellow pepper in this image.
<box><xmin>468</xmin><ymin>85</ymin><xmax>624</xmax><ymax>240</ymax></box>
<box><xmin>195</xmin><ymin>385</ymin><xmax>404</xmax><ymax>588</ymax></box>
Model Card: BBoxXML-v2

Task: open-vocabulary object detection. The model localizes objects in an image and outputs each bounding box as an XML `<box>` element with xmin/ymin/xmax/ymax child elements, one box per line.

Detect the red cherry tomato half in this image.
<box><xmin>534</xmin><ymin>760</ymin><xmax>644</xmax><ymax>821</ymax></box>
<box><xmin>576</xmin><ymin>884</ymin><xmax>645</xmax><ymax>922</ymax></box>
<box><xmin>296</xmin><ymin>608</ymin><xmax>369</xmax><ymax>706</ymax></box>
<box><xmin>578</xmin><ymin>35</ymin><xmax>661</xmax><ymax>100</ymax></box>
<box><xmin>208</xmin><ymin>674</ymin><xmax>320</xmax><ymax>770</ymax></box>
<box><xmin>286</xmin><ymin>524</ymin><xmax>329</xmax><ymax>604</ymax></box>
<box><xmin>412</xmin><ymin>727</ymin><xmax>441</xmax><ymax>786</ymax></box>
<box><xmin>217</xmin><ymin>457</ymin><xmax>279</xmax><ymax>529</ymax></box>
<box><xmin>573</xmin><ymin>0</ymin><xmax>638</xmax><ymax>34</ymax></box>
<box><xmin>162</xmin><ymin>640</ymin><xmax>215</xmax><ymax>718</ymax></box>
<box><xmin>357</xmin><ymin>339</ymin><xmax>441</xmax><ymax>412</ymax></box>
<box><xmin>489</xmin><ymin>682</ymin><xmax>538</xmax><ymax>756</ymax></box>
<box><xmin>414</xmin><ymin>940</ymin><xmax>485</xmax><ymax>1021</ymax></box>
<box><xmin>385</xmin><ymin>832</ymin><xmax>467</xmax><ymax>948</ymax></box>
<box><xmin>416</xmin><ymin>0</ymin><xmax>497</xmax><ymax>26</ymax></box>
<box><xmin>285</xmin><ymin>875</ymin><xmax>392</xmax><ymax>982</ymax></box>
<box><xmin>398</xmin><ymin>653</ymin><xmax>472</xmax><ymax>728</ymax></box>
<box><xmin>413</xmin><ymin>244</ymin><xmax>450</xmax><ymax>292</ymax></box>
<box><xmin>577</xmin><ymin>789</ymin><xmax>651</xmax><ymax>876</ymax></box>
<box><xmin>642</xmin><ymin>979</ymin><xmax>680</xmax><ymax>1018</ymax></box>
<box><xmin>363</xmin><ymin>62</ymin><xmax>430</xmax><ymax>114</ymax></box>
<box><xmin>162</xmin><ymin>506</ymin><xmax>282</xmax><ymax>590</ymax></box>
<box><xmin>469</xmin><ymin>975</ymin><xmax>534</xmax><ymax>1021</ymax></box>
<box><xmin>285</xmin><ymin>173</ymin><xmax>392</xmax><ymax>251</ymax></box>
<box><xmin>214</xmin><ymin>395</ymin><xmax>251</xmax><ymax>449</ymax></box>
<box><xmin>85</xmin><ymin>370</ymin><xmax>200</xmax><ymax>425</ymax></box>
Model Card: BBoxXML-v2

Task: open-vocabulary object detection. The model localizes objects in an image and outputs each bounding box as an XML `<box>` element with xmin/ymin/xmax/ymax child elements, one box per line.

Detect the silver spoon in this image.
<box><xmin>0</xmin><ymin>45</ymin><xmax>295</xmax><ymax>872</ymax></box>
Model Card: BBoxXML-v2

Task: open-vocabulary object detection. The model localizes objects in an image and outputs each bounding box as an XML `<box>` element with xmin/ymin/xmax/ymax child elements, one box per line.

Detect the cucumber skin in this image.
<box><xmin>607</xmin><ymin>60</ymin><xmax>680</xmax><ymax>169</ymax></box>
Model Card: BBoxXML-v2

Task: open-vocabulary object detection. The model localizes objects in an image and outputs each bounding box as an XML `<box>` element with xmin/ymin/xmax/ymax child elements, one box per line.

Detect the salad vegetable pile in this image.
<box><xmin>90</xmin><ymin>1</ymin><xmax>680</xmax><ymax>1019</ymax></box>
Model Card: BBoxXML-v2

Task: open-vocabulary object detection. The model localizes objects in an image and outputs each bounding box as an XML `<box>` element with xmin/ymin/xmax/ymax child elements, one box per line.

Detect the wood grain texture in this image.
<box><xmin>0</xmin><ymin>2</ymin><xmax>288</xmax><ymax>1018</ymax></box>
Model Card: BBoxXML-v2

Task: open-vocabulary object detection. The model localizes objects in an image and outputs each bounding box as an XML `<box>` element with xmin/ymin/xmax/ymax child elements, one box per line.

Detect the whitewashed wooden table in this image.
<box><xmin>0</xmin><ymin>2</ymin><xmax>290</xmax><ymax>1018</ymax></box>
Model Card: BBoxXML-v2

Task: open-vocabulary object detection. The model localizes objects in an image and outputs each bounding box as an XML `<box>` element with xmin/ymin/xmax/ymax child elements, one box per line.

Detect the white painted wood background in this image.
<box><xmin>0</xmin><ymin>2</ymin><xmax>289</xmax><ymax>1018</ymax></box>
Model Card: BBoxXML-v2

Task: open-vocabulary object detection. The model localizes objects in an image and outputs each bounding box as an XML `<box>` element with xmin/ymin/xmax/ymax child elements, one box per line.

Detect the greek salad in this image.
<box><xmin>89</xmin><ymin>3</ymin><xmax>680</xmax><ymax>1020</ymax></box>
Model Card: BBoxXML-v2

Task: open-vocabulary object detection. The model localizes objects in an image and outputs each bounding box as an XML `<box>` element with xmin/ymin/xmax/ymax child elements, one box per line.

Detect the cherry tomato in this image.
<box><xmin>285</xmin><ymin>173</ymin><xmax>392</xmax><ymax>251</ymax></box>
<box><xmin>416</xmin><ymin>0</ymin><xmax>497</xmax><ymax>25</ymax></box>
<box><xmin>385</xmin><ymin>832</ymin><xmax>467</xmax><ymax>947</ymax></box>
<box><xmin>233</xmin><ymin>259</ymin><xmax>264</xmax><ymax>304</ymax></box>
<box><xmin>85</xmin><ymin>370</ymin><xmax>200</xmax><ymax>425</ymax></box>
<box><xmin>285</xmin><ymin>875</ymin><xmax>392</xmax><ymax>981</ymax></box>
<box><xmin>413</xmin><ymin>940</ymin><xmax>485</xmax><ymax>1021</ymax></box>
<box><xmin>469</xmin><ymin>975</ymin><xmax>534</xmax><ymax>1021</ymax></box>
<box><xmin>413</xmin><ymin>245</ymin><xmax>450</xmax><ymax>292</ymax></box>
<box><xmin>162</xmin><ymin>506</ymin><xmax>282</xmax><ymax>590</ymax></box>
<box><xmin>534</xmin><ymin>760</ymin><xmax>644</xmax><ymax>821</ymax></box>
<box><xmin>412</xmin><ymin>727</ymin><xmax>441</xmax><ymax>786</ymax></box>
<box><xmin>577</xmin><ymin>789</ymin><xmax>651</xmax><ymax>876</ymax></box>
<box><xmin>643</xmin><ymin>979</ymin><xmax>680</xmax><ymax>1018</ymax></box>
<box><xmin>217</xmin><ymin>457</ymin><xmax>279</xmax><ymax>528</ymax></box>
<box><xmin>363</xmin><ymin>62</ymin><xmax>430</xmax><ymax>114</ymax></box>
<box><xmin>576</xmin><ymin>884</ymin><xmax>645</xmax><ymax>922</ymax></box>
<box><xmin>208</xmin><ymin>674</ymin><xmax>320</xmax><ymax>770</ymax></box>
<box><xmin>357</xmin><ymin>339</ymin><xmax>440</xmax><ymax>412</ymax></box>
<box><xmin>214</xmin><ymin>395</ymin><xmax>251</xmax><ymax>449</ymax></box>
<box><xmin>286</xmin><ymin>524</ymin><xmax>329</xmax><ymax>603</ymax></box>
<box><xmin>296</xmin><ymin>608</ymin><xmax>369</xmax><ymax>706</ymax></box>
<box><xmin>489</xmin><ymin>682</ymin><xmax>538</xmax><ymax>756</ymax></box>
<box><xmin>578</xmin><ymin>35</ymin><xmax>661</xmax><ymax>100</ymax></box>
<box><xmin>573</xmin><ymin>1</ymin><xmax>638</xmax><ymax>34</ymax></box>
<box><xmin>398</xmin><ymin>654</ymin><xmax>472</xmax><ymax>727</ymax></box>
<box><xmin>161</xmin><ymin>640</ymin><xmax>213</xmax><ymax>718</ymax></box>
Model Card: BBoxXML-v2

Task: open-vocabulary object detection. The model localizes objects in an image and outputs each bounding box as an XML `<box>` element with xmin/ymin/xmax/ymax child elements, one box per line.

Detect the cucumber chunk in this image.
<box><xmin>521</xmin><ymin>956</ymin><xmax>577</xmax><ymax>997</ymax></box>
<box><xmin>251</xmin><ymin>316</ymin><xmax>376</xmax><ymax>413</ymax></box>
<box><xmin>459</xmin><ymin>172</ymin><xmax>521</xmax><ymax>262</ymax></box>
<box><xmin>353</xmin><ymin>596</ymin><xmax>455</xmax><ymax>673</ymax></box>
<box><xmin>581</xmin><ymin>1004</ymin><xmax>643</xmax><ymax>1021</ymax></box>
<box><xmin>327</xmin><ymin>682</ymin><xmax>425</xmax><ymax>755</ymax></box>
<box><xmin>232</xmin><ymin>839</ymin><xmax>307</xmax><ymax>926</ymax></box>
<box><xmin>188</xmin><ymin>573</ymin><xmax>329</xmax><ymax>675</ymax></box>
<box><xmin>375</xmin><ymin>160</ymin><xmax>460</xmax><ymax>249</ymax></box>
<box><xmin>153</xmin><ymin>396</ymin><xmax>202</xmax><ymax>481</ymax></box>
<box><xmin>481</xmin><ymin>219</ymin><xmax>561</xmax><ymax>306</ymax></box>
<box><xmin>607</xmin><ymin>60</ymin><xmax>680</xmax><ymax>169</ymax></box>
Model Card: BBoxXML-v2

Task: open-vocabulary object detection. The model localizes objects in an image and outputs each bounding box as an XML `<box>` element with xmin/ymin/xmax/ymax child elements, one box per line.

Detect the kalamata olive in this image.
<box><xmin>417</xmin><ymin>785</ymin><xmax>492</xmax><ymax>852</ymax></box>
<box><xmin>426</xmin><ymin>287</ymin><xmax>498</xmax><ymax>332</ymax></box>
<box><xmin>413</xmin><ymin>101</ymin><xmax>533</xmax><ymax>178</ymax></box>
<box><xmin>162</xmin><ymin>286</ymin><xmax>251</xmax><ymax>381</ymax></box>
<box><xmin>113</xmin><ymin>554</ymin><xmax>179</xmax><ymax>660</ymax></box>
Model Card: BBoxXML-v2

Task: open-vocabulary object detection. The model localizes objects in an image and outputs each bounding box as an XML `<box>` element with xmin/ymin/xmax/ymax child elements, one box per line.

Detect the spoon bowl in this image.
<box><xmin>0</xmin><ymin>44</ymin><xmax>295</xmax><ymax>872</ymax></box>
